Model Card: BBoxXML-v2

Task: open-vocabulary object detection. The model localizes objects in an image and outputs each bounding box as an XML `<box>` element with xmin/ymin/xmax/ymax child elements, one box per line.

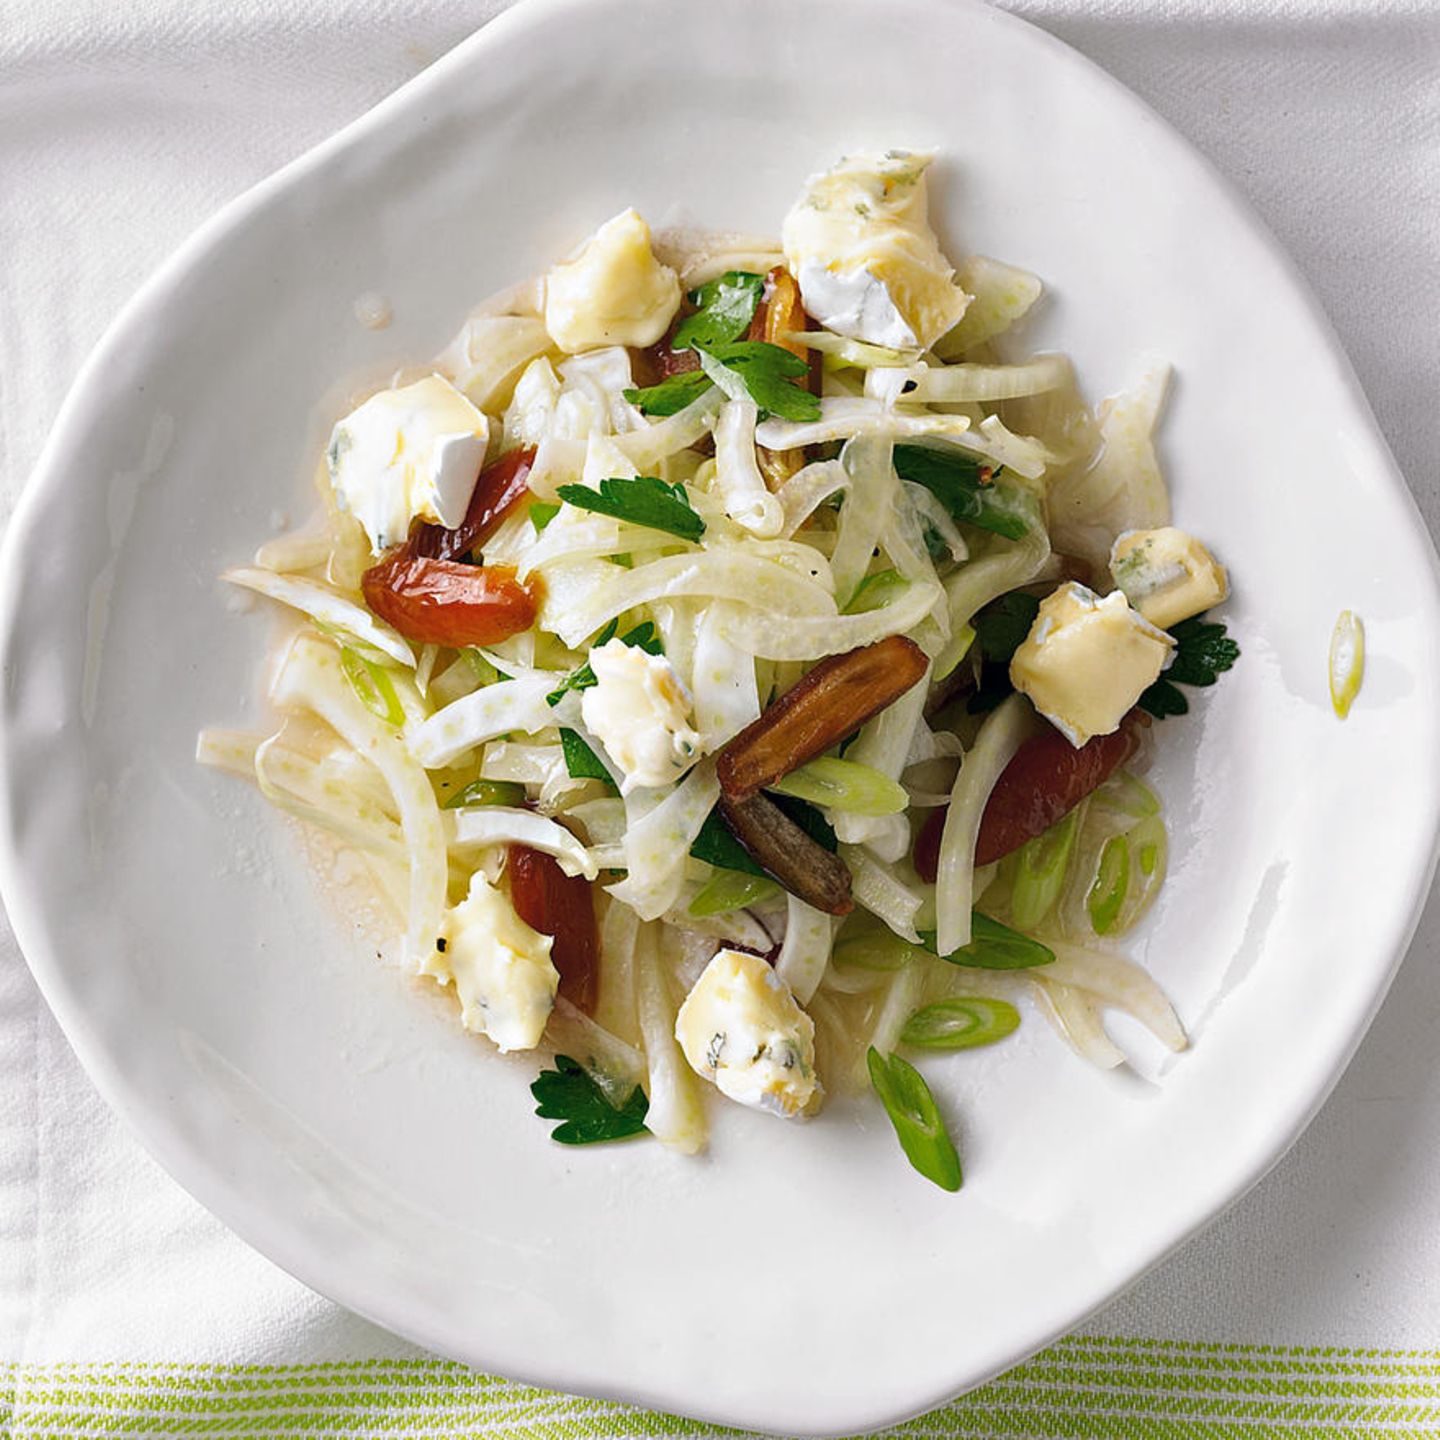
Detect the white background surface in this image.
<box><xmin>2</xmin><ymin>0</ymin><xmax>1438</xmax><ymax>1375</ymax></box>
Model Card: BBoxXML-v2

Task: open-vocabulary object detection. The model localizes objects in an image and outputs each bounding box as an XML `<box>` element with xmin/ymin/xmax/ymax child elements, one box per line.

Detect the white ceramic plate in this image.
<box><xmin>5</xmin><ymin>0</ymin><xmax>1439</xmax><ymax>1432</ymax></box>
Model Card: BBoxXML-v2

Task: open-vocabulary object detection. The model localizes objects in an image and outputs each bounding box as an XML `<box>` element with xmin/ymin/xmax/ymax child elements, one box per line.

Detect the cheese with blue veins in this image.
<box><xmin>580</xmin><ymin>639</ymin><xmax>701</xmax><ymax>793</ymax></box>
<box><xmin>327</xmin><ymin>374</ymin><xmax>489</xmax><ymax>555</ymax></box>
<box><xmin>674</xmin><ymin>948</ymin><xmax>821</xmax><ymax>1119</ymax></box>
<box><xmin>1010</xmin><ymin>583</ymin><xmax>1174</xmax><ymax>747</ymax></box>
<box><xmin>781</xmin><ymin>150</ymin><xmax>971</xmax><ymax>351</ymax></box>
<box><xmin>437</xmin><ymin>870</ymin><xmax>559</xmax><ymax>1053</ymax></box>
<box><xmin>544</xmin><ymin>209</ymin><xmax>681</xmax><ymax>353</ymax></box>
<box><xmin>1109</xmin><ymin>526</ymin><xmax>1229</xmax><ymax>630</ymax></box>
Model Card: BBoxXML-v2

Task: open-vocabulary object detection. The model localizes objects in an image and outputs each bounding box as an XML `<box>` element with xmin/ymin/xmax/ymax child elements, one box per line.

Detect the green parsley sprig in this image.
<box><xmin>623</xmin><ymin>270</ymin><xmax>819</xmax><ymax>423</ymax></box>
<box><xmin>531</xmin><ymin>1055</ymin><xmax>649</xmax><ymax>1145</ymax></box>
<box><xmin>555</xmin><ymin>475</ymin><xmax>705</xmax><ymax>542</ymax></box>
<box><xmin>1139</xmin><ymin>616</ymin><xmax>1241</xmax><ymax>718</ymax></box>
<box><xmin>671</xmin><ymin>270</ymin><xmax>765</xmax><ymax>351</ymax></box>
<box><xmin>893</xmin><ymin>445</ymin><xmax>1027</xmax><ymax>541</ymax></box>
<box><xmin>559</xmin><ymin>728</ymin><xmax>613</xmax><ymax>784</ymax></box>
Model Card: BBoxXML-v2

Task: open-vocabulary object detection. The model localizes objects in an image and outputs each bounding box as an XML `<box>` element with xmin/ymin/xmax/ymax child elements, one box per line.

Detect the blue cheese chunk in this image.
<box><xmin>544</xmin><ymin>209</ymin><xmax>681</xmax><ymax>354</ymax></box>
<box><xmin>437</xmin><ymin>872</ymin><xmax>558</xmax><ymax>1053</ymax></box>
<box><xmin>674</xmin><ymin>948</ymin><xmax>822</xmax><ymax>1120</ymax></box>
<box><xmin>781</xmin><ymin>150</ymin><xmax>970</xmax><ymax>351</ymax></box>
<box><xmin>327</xmin><ymin>374</ymin><xmax>489</xmax><ymax>554</ymax></box>
<box><xmin>1010</xmin><ymin>583</ymin><xmax>1174</xmax><ymax>747</ymax></box>
<box><xmin>1109</xmin><ymin>527</ymin><xmax>1229</xmax><ymax>630</ymax></box>
<box><xmin>580</xmin><ymin>640</ymin><xmax>701</xmax><ymax>793</ymax></box>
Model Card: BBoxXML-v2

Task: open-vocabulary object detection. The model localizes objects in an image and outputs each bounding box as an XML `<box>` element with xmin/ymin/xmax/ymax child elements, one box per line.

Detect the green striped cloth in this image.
<box><xmin>5</xmin><ymin>1339</ymin><xmax>1440</xmax><ymax>1438</ymax></box>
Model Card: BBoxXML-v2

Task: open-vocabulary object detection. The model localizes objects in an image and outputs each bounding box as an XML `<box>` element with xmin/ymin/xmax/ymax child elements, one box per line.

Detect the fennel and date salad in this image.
<box><xmin>200</xmin><ymin>151</ymin><xmax>1237</xmax><ymax>1190</ymax></box>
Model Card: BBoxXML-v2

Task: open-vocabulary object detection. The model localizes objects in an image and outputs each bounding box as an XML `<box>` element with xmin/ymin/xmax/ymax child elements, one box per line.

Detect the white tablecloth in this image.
<box><xmin>3</xmin><ymin>0</ymin><xmax>1439</xmax><ymax>1433</ymax></box>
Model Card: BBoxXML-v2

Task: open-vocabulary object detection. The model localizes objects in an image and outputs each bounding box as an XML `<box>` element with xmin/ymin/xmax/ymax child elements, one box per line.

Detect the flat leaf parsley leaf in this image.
<box><xmin>555</xmin><ymin>475</ymin><xmax>706</xmax><ymax>542</ymax></box>
<box><xmin>531</xmin><ymin>1055</ymin><xmax>649</xmax><ymax>1146</ymax></box>
<box><xmin>1139</xmin><ymin>614</ymin><xmax>1241</xmax><ymax>719</ymax></box>
<box><xmin>672</xmin><ymin>270</ymin><xmax>765</xmax><ymax>352</ymax></box>
<box><xmin>559</xmin><ymin>728</ymin><xmax>613</xmax><ymax>784</ymax></box>
<box><xmin>708</xmin><ymin>340</ymin><xmax>820</xmax><ymax>422</ymax></box>
<box><xmin>964</xmin><ymin>592</ymin><xmax>1040</xmax><ymax>715</ymax></box>
<box><xmin>892</xmin><ymin>445</ymin><xmax>1026</xmax><ymax>541</ymax></box>
<box><xmin>972</xmin><ymin>592</ymin><xmax>1041</xmax><ymax>665</ymax></box>
<box><xmin>623</xmin><ymin>369</ymin><xmax>711</xmax><ymax>417</ymax></box>
<box><xmin>624</xmin><ymin>340</ymin><xmax>819</xmax><ymax>422</ymax></box>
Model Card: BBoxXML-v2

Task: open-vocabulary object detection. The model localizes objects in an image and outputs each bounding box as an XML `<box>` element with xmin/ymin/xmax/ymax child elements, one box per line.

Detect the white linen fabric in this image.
<box><xmin>2</xmin><ymin>0</ymin><xmax>1438</xmax><ymax>1431</ymax></box>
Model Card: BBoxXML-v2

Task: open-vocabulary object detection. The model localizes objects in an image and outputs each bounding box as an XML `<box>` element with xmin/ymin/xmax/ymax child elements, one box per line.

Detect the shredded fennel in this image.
<box><xmin>205</xmin><ymin>154</ymin><xmax>1224</xmax><ymax>1172</ymax></box>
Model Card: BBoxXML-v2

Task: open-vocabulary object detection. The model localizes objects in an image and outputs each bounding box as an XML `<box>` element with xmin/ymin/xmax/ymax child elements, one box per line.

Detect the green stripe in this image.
<box><xmin>4</xmin><ymin>1339</ymin><xmax>1440</xmax><ymax>1440</ymax></box>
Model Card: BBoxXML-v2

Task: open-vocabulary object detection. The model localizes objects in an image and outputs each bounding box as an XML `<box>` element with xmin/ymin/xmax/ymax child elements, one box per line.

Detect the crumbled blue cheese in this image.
<box><xmin>1109</xmin><ymin>527</ymin><xmax>1229</xmax><ymax>630</ymax></box>
<box><xmin>436</xmin><ymin>871</ymin><xmax>558</xmax><ymax>1052</ymax></box>
<box><xmin>1010</xmin><ymin>583</ymin><xmax>1174</xmax><ymax>746</ymax></box>
<box><xmin>674</xmin><ymin>948</ymin><xmax>821</xmax><ymax>1119</ymax></box>
<box><xmin>580</xmin><ymin>639</ymin><xmax>701</xmax><ymax>793</ymax></box>
<box><xmin>544</xmin><ymin>209</ymin><xmax>681</xmax><ymax>353</ymax></box>
<box><xmin>326</xmin><ymin>374</ymin><xmax>489</xmax><ymax>554</ymax></box>
<box><xmin>781</xmin><ymin>150</ymin><xmax>970</xmax><ymax>350</ymax></box>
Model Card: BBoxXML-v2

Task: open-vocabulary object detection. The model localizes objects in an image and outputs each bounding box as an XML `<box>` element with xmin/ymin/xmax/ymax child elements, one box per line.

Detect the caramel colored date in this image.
<box><xmin>716</xmin><ymin>636</ymin><xmax>928</xmax><ymax>802</ymax></box>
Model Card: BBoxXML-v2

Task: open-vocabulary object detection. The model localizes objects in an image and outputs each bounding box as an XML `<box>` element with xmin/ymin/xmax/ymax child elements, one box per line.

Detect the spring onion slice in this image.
<box><xmin>832</xmin><ymin>926</ymin><xmax>922</xmax><ymax>973</ymax></box>
<box><xmin>441</xmin><ymin>779</ymin><xmax>527</xmax><ymax>810</ymax></box>
<box><xmin>688</xmin><ymin>870</ymin><xmax>780</xmax><ymax>918</ymax></box>
<box><xmin>901</xmin><ymin>997</ymin><xmax>1020</xmax><ymax>1051</ymax></box>
<box><xmin>1329</xmin><ymin>609</ymin><xmax>1365</xmax><ymax>719</ymax></box>
<box><xmin>1010</xmin><ymin>810</ymin><xmax>1079</xmax><ymax>931</ymax></box>
<box><xmin>340</xmin><ymin>647</ymin><xmax>405</xmax><ymax>727</ymax></box>
<box><xmin>1086</xmin><ymin>835</ymin><xmax>1131</xmax><ymax>935</ymax></box>
<box><xmin>769</xmin><ymin>757</ymin><xmax>909</xmax><ymax>817</ymax></box>
<box><xmin>866</xmin><ymin>1047</ymin><xmax>962</xmax><ymax>1192</ymax></box>
<box><xmin>832</xmin><ymin>659</ymin><xmax>931</xmax><ymax>850</ymax></box>
<box><xmin>934</xmin><ymin>694</ymin><xmax>1039</xmax><ymax>955</ymax></box>
<box><xmin>223</xmin><ymin>567</ymin><xmax>414</xmax><ymax>668</ymax></box>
